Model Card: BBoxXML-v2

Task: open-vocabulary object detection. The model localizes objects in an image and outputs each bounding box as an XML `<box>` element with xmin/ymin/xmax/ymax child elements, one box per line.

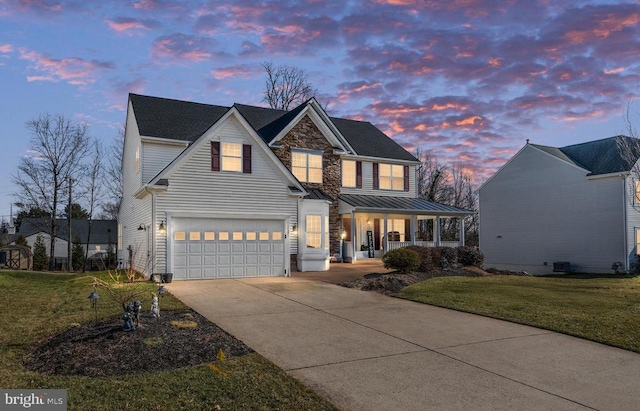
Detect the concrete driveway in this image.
<box><xmin>167</xmin><ymin>277</ymin><xmax>640</xmax><ymax>411</ymax></box>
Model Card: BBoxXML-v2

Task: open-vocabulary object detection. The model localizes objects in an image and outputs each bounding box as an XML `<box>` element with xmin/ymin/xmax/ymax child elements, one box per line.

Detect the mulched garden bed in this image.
<box><xmin>339</xmin><ymin>267</ymin><xmax>529</xmax><ymax>295</ymax></box>
<box><xmin>23</xmin><ymin>310</ymin><xmax>253</xmax><ymax>377</ymax></box>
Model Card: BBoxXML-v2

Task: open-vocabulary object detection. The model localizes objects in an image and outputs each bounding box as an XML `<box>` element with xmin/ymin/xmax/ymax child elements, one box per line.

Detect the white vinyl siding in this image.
<box><xmin>479</xmin><ymin>145</ymin><xmax>624</xmax><ymax>274</ymax></box>
<box><xmin>340</xmin><ymin>161</ymin><xmax>415</xmax><ymax>198</ymax></box>
<box><xmin>119</xmin><ymin>101</ymin><xmax>149</xmax><ymax>273</ymax></box>
<box><xmin>142</xmin><ymin>141</ymin><xmax>187</xmax><ymax>183</ymax></box>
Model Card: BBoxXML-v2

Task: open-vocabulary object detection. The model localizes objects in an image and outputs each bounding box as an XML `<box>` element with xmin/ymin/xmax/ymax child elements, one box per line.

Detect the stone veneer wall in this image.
<box><xmin>273</xmin><ymin>115</ymin><xmax>342</xmax><ymax>255</ymax></box>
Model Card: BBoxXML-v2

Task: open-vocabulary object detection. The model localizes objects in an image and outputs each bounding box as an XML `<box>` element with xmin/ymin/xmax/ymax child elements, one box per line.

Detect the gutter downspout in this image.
<box><xmin>623</xmin><ymin>174</ymin><xmax>629</xmax><ymax>272</ymax></box>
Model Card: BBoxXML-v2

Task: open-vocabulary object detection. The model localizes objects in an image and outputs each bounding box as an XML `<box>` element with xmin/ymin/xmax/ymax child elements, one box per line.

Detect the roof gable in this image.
<box><xmin>148</xmin><ymin>107</ymin><xmax>306</xmax><ymax>193</ymax></box>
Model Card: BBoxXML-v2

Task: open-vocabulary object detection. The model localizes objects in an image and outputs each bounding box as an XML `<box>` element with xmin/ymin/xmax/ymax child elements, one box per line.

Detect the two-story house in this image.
<box><xmin>119</xmin><ymin>94</ymin><xmax>471</xmax><ymax>279</ymax></box>
<box><xmin>479</xmin><ymin>136</ymin><xmax>640</xmax><ymax>274</ymax></box>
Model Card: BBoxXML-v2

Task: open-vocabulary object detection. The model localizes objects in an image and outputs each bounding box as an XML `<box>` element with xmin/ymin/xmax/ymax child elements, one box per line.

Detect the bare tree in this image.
<box><xmin>262</xmin><ymin>62</ymin><xmax>318</xmax><ymax>110</ymax></box>
<box><xmin>81</xmin><ymin>139</ymin><xmax>105</xmax><ymax>271</ymax></box>
<box><xmin>414</xmin><ymin>148</ymin><xmax>478</xmax><ymax>245</ymax></box>
<box><xmin>616</xmin><ymin>101</ymin><xmax>640</xmax><ymax>210</ymax></box>
<box><xmin>415</xmin><ymin>148</ymin><xmax>450</xmax><ymax>203</ymax></box>
<box><xmin>101</xmin><ymin>128</ymin><xmax>124</xmax><ymax>219</ymax></box>
<box><xmin>12</xmin><ymin>114</ymin><xmax>90</xmax><ymax>270</ymax></box>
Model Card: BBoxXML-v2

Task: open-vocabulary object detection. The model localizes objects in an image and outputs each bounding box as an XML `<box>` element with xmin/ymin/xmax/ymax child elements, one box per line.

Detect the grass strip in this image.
<box><xmin>396</xmin><ymin>274</ymin><xmax>640</xmax><ymax>352</ymax></box>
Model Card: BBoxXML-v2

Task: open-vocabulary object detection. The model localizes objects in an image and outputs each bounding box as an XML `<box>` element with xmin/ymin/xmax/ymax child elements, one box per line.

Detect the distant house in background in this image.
<box><xmin>14</xmin><ymin>218</ymin><xmax>117</xmax><ymax>259</ymax></box>
<box><xmin>479</xmin><ymin>136</ymin><xmax>640</xmax><ymax>274</ymax></box>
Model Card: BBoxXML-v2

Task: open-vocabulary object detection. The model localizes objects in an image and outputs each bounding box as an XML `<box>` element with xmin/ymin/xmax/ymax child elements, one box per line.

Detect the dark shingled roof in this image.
<box><xmin>531</xmin><ymin>135</ymin><xmax>640</xmax><ymax>176</ymax></box>
<box><xmin>130</xmin><ymin>93</ymin><xmax>417</xmax><ymax>162</ymax></box>
<box><xmin>339</xmin><ymin>194</ymin><xmax>472</xmax><ymax>215</ymax></box>
<box><xmin>17</xmin><ymin>218</ymin><xmax>117</xmax><ymax>244</ymax></box>
<box><xmin>130</xmin><ymin>94</ymin><xmax>228</xmax><ymax>142</ymax></box>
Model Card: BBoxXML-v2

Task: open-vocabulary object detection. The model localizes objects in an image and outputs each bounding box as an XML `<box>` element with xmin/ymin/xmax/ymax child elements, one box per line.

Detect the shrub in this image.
<box><xmin>403</xmin><ymin>245</ymin><xmax>432</xmax><ymax>271</ymax></box>
<box><xmin>382</xmin><ymin>248</ymin><xmax>420</xmax><ymax>273</ymax></box>
<box><xmin>457</xmin><ymin>246</ymin><xmax>484</xmax><ymax>267</ymax></box>
<box><xmin>439</xmin><ymin>247</ymin><xmax>458</xmax><ymax>267</ymax></box>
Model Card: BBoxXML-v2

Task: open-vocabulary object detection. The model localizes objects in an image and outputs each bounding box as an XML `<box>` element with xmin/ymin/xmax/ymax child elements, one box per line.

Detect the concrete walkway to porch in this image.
<box><xmin>294</xmin><ymin>258</ymin><xmax>393</xmax><ymax>283</ymax></box>
<box><xmin>167</xmin><ymin>273</ymin><xmax>640</xmax><ymax>411</ymax></box>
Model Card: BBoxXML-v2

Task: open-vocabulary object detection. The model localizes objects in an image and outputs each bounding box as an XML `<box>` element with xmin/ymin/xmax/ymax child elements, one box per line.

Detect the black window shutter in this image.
<box><xmin>404</xmin><ymin>165</ymin><xmax>410</xmax><ymax>191</ymax></box>
<box><xmin>356</xmin><ymin>161</ymin><xmax>362</xmax><ymax>188</ymax></box>
<box><xmin>242</xmin><ymin>144</ymin><xmax>252</xmax><ymax>174</ymax></box>
<box><xmin>211</xmin><ymin>141</ymin><xmax>220</xmax><ymax>171</ymax></box>
<box><xmin>373</xmin><ymin>162</ymin><xmax>379</xmax><ymax>190</ymax></box>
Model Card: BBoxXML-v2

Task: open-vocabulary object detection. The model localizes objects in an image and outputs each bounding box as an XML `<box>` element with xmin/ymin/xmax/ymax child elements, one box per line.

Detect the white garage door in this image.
<box><xmin>172</xmin><ymin>218</ymin><xmax>286</xmax><ymax>280</ymax></box>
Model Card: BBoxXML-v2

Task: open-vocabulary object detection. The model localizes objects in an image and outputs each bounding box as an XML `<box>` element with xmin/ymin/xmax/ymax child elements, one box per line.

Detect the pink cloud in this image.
<box><xmin>106</xmin><ymin>17</ymin><xmax>159</xmax><ymax>33</ymax></box>
<box><xmin>151</xmin><ymin>33</ymin><xmax>221</xmax><ymax>62</ymax></box>
<box><xmin>132</xmin><ymin>0</ymin><xmax>184</xmax><ymax>11</ymax></box>
<box><xmin>0</xmin><ymin>44</ymin><xmax>14</xmax><ymax>53</ymax></box>
<box><xmin>19</xmin><ymin>49</ymin><xmax>114</xmax><ymax>85</ymax></box>
<box><xmin>210</xmin><ymin>65</ymin><xmax>255</xmax><ymax>80</ymax></box>
<box><xmin>3</xmin><ymin>0</ymin><xmax>63</xmax><ymax>14</ymax></box>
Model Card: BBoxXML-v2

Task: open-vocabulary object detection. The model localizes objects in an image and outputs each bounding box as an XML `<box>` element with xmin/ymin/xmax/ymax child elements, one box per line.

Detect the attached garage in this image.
<box><xmin>171</xmin><ymin>217</ymin><xmax>287</xmax><ymax>279</ymax></box>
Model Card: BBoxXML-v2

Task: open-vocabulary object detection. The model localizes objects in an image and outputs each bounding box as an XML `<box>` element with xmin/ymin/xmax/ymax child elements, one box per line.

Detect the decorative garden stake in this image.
<box><xmin>150</xmin><ymin>294</ymin><xmax>160</xmax><ymax>318</ymax></box>
<box><xmin>133</xmin><ymin>300</ymin><xmax>142</xmax><ymax>327</ymax></box>
<box><xmin>87</xmin><ymin>287</ymin><xmax>99</xmax><ymax>322</ymax></box>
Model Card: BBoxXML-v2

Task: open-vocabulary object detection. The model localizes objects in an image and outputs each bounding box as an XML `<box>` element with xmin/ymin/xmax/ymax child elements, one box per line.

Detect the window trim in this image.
<box><xmin>221</xmin><ymin>142</ymin><xmax>242</xmax><ymax>172</ymax></box>
<box><xmin>375</xmin><ymin>163</ymin><xmax>409</xmax><ymax>191</ymax></box>
<box><xmin>306</xmin><ymin>214</ymin><xmax>322</xmax><ymax>248</ymax></box>
<box><xmin>342</xmin><ymin>160</ymin><xmax>362</xmax><ymax>188</ymax></box>
<box><xmin>292</xmin><ymin>150</ymin><xmax>323</xmax><ymax>183</ymax></box>
<box><xmin>211</xmin><ymin>141</ymin><xmax>251</xmax><ymax>173</ymax></box>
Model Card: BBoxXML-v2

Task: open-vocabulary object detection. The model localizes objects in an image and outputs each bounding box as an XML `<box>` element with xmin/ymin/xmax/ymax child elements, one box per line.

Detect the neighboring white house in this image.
<box><xmin>479</xmin><ymin>136</ymin><xmax>640</xmax><ymax>274</ymax></box>
<box><xmin>15</xmin><ymin>218</ymin><xmax>117</xmax><ymax>259</ymax></box>
<box><xmin>119</xmin><ymin>93</ymin><xmax>471</xmax><ymax>279</ymax></box>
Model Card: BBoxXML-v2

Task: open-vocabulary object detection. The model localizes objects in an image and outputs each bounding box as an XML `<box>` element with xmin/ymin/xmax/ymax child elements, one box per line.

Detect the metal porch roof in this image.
<box><xmin>338</xmin><ymin>194</ymin><xmax>472</xmax><ymax>216</ymax></box>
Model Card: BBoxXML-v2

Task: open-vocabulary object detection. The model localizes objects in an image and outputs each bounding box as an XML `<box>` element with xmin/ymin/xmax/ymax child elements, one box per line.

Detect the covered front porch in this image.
<box><xmin>338</xmin><ymin>194</ymin><xmax>473</xmax><ymax>262</ymax></box>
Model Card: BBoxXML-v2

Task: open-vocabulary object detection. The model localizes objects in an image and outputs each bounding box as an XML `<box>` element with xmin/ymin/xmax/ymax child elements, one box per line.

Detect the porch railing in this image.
<box><xmin>387</xmin><ymin>240</ymin><xmax>461</xmax><ymax>251</ymax></box>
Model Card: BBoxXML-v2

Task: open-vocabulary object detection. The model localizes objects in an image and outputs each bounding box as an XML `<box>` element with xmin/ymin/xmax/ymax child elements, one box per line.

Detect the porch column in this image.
<box><xmin>459</xmin><ymin>217</ymin><xmax>465</xmax><ymax>247</ymax></box>
<box><xmin>383</xmin><ymin>214</ymin><xmax>389</xmax><ymax>253</ymax></box>
<box><xmin>351</xmin><ymin>211</ymin><xmax>356</xmax><ymax>262</ymax></box>
<box><xmin>435</xmin><ymin>216</ymin><xmax>441</xmax><ymax>247</ymax></box>
<box><xmin>411</xmin><ymin>215</ymin><xmax>417</xmax><ymax>245</ymax></box>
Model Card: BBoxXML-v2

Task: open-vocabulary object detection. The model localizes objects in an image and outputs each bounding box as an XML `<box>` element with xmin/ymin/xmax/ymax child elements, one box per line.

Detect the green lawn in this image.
<box><xmin>396</xmin><ymin>274</ymin><xmax>640</xmax><ymax>353</ymax></box>
<box><xmin>0</xmin><ymin>270</ymin><xmax>338</xmax><ymax>411</ymax></box>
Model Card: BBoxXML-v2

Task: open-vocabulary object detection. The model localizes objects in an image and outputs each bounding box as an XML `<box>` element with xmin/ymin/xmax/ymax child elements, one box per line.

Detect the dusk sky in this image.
<box><xmin>1</xmin><ymin>0</ymin><xmax>639</xmax><ymax>221</ymax></box>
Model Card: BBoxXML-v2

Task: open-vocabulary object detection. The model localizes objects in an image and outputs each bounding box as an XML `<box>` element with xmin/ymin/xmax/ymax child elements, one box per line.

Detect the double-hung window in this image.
<box><xmin>222</xmin><ymin>142</ymin><xmax>242</xmax><ymax>172</ymax></box>
<box><xmin>292</xmin><ymin>151</ymin><xmax>323</xmax><ymax>183</ymax></box>
<box><xmin>342</xmin><ymin>160</ymin><xmax>362</xmax><ymax>188</ymax></box>
<box><xmin>306</xmin><ymin>215</ymin><xmax>321</xmax><ymax>248</ymax></box>
<box><xmin>379</xmin><ymin>164</ymin><xmax>404</xmax><ymax>190</ymax></box>
<box><xmin>211</xmin><ymin>141</ymin><xmax>251</xmax><ymax>173</ymax></box>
